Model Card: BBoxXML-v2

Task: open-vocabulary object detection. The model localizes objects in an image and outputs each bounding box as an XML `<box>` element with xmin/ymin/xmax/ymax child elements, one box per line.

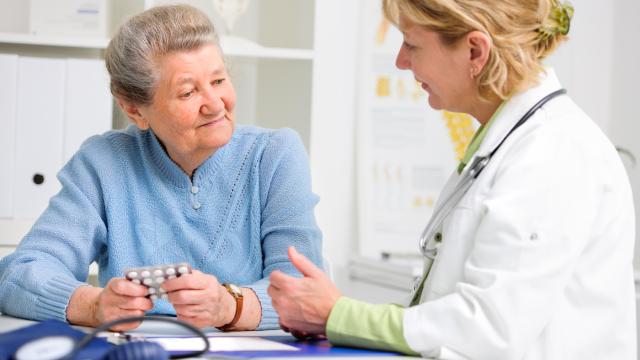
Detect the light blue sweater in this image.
<box><xmin>0</xmin><ymin>125</ymin><xmax>322</xmax><ymax>329</ymax></box>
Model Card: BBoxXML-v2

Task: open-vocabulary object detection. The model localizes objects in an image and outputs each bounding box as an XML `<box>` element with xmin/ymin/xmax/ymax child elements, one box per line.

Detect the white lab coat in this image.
<box><xmin>403</xmin><ymin>69</ymin><xmax>636</xmax><ymax>359</ymax></box>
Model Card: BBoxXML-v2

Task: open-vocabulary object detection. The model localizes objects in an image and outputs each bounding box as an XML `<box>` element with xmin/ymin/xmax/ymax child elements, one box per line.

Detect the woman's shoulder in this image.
<box><xmin>225</xmin><ymin>125</ymin><xmax>309</xmax><ymax>176</ymax></box>
<box><xmin>233</xmin><ymin>125</ymin><xmax>301</xmax><ymax>144</ymax></box>
<box><xmin>232</xmin><ymin>125</ymin><xmax>305</xmax><ymax>153</ymax></box>
<box><xmin>76</xmin><ymin>125</ymin><xmax>138</xmax><ymax>148</ymax></box>
<box><xmin>535</xmin><ymin>94</ymin><xmax>608</xmax><ymax>149</ymax></box>
<box><xmin>69</xmin><ymin>125</ymin><xmax>148</xmax><ymax>166</ymax></box>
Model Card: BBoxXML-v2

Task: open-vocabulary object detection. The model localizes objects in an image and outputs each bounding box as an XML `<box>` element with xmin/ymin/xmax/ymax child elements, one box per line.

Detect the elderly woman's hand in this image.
<box><xmin>268</xmin><ymin>247</ymin><xmax>341</xmax><ymax>338</ymax></box>
<box><xmin>162</xmin><ymin>270</ymin><xmax>235</xmax><ymax>328</ymax></box>
<box><xmin>96</xmin><ymin>278</ymin><xmax>153</xmax><ymax>331</ymax></box>
<box><xmin>67</xmin><ymin>278</ymin><xmax>151</xmax><ymax>331</ymax></box>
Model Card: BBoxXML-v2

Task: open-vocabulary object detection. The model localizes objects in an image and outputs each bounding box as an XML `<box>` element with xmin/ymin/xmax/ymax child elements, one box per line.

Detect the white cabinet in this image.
<box><xmin>13</xmin><ymin>57</ymin><xmax>65</xmax><ymax>219</ymax></box>
<box><xmin>611</xmin><ymin>0</ymin><xmax>640</xmax><ymax>275</ymax></box>
<box><xmin>0</xmin><ymin>0</ymin><xmax>360</xmax><ymax>272</ymax></box>
<box><xmin>0</xmin><ymin>54</ymin><xmax>17</xmax><ymax>219</ymax></box>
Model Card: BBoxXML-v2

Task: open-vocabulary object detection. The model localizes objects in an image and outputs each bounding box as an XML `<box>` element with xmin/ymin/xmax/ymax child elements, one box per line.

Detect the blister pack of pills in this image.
<box><xmin>124</xmin><ymin>263</ymin><xmax>192</xmax><ymax>301</ymax></box>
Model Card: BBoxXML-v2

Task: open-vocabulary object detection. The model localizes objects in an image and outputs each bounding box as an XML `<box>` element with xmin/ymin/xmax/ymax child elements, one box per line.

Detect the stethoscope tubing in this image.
<box><xmin>418</xmin><ymin>89</ymin><xmax>567</xmax><ymax>260</ymax></box>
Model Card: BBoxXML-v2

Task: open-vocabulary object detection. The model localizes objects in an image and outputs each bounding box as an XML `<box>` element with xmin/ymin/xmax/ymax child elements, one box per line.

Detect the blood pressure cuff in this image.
<box><xmin>0</xmin><ymin>319</ymin><xmax>112</xmax><ymax>360</ymax></box>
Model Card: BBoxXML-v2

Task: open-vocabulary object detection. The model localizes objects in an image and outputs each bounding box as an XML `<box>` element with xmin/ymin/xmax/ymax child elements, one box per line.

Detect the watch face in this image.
<box><xmin>227</xmin><ymin>283</ymin><xmax>242</xmax><ymax>296</ymax></box>
<box><xmin>229</xmin><ymin>284</ymin><xmax>242</xmax><ymax>295</ymax></box>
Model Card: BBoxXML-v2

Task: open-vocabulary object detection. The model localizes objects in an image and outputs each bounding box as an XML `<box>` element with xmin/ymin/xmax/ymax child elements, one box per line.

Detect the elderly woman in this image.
<box><xmin>269</xmin><ymin>0</ymin><xmax>635</xmax><ymax>359</ymax></box>
<box><xmin>0</xmin><ymin>4</ymin><xmax>321</xmax><ymax>332</ymax></box>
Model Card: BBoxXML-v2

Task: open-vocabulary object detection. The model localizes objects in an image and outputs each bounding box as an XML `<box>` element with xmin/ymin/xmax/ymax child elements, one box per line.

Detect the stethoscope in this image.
<box><xmin>13</xmin><ymin>316</ymin><xmax>209</xmax><ymax>360</ymax></box>
<box><xmin>419</xmin><ymin>88</ymin><xmax>567</xmax><ymax>260</ymax></box>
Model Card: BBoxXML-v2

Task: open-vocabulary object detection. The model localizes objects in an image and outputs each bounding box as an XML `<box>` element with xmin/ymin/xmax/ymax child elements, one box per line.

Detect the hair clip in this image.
<box><xmin>538</xmin><ymin>0</ymin><xmax>574</xmax><ymax>40</ymax></box>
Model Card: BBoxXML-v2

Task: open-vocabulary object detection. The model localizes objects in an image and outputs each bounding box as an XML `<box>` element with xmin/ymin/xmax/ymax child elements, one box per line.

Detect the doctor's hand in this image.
<box><xmin>67</xmin><ymin>278</ymin><xmax>152</xmax><ymax>331</ymax></box>
<box><xmin>268</xmin><ymin>247</ymin><xmax>341</xmax><ymax>338</ymax></box>
<box><xmin>162</xmin><ymin>270</ymin><xmax>236</xmax><ymax>329</ymax></box>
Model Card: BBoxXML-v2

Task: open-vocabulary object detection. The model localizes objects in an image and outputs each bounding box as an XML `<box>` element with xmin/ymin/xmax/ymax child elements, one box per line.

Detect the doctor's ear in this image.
<box><xmin>465</xmin><ymin>30</ymin><xmax>491</xmax><ymax>78</ymax></box>
<box><xmin>116</xmin><ymin>98</ymin><xmax>150</xmax><ymax>130</ymax></box>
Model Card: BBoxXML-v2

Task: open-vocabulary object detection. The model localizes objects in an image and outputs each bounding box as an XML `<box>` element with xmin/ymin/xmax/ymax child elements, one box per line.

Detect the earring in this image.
<box><xmin>469</xmin><ymin>66</ymin><xmax>477</xmax><ymax>79</ymax></box>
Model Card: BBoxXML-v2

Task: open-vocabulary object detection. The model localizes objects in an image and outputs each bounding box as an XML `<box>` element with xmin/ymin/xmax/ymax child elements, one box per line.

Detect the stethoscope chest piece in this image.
<box><xmin>422</xmin><ymin>232</ymin><xmax>442</xmax><ymax>260</ymax></box>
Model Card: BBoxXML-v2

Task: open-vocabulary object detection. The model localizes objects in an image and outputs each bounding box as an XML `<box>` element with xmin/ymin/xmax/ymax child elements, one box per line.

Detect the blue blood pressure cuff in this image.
<box><xmin>0</xmin><ymin>315</ymin><xmax>209</xmax><ymax>360</ymax></box>
<box><xmin>0</xmin><ymin>319</ymin><xmax>112</xmax><ymax>360</ymax></box>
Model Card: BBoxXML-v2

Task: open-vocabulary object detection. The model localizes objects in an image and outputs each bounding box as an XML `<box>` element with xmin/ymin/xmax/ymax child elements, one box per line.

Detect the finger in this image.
<box><xmin>291</xmin><ymin>329</ymin><xmax>311</xmax><ymax>340</ymax></box>
<box><xmin>288</xmin><ymin>247</ymin><xmax>324</xmax><ymax>279</ymax></box>
<box><xmin>272</xmin><ymin>297</ymin><xmax>295</xmax><ymax>320</ymax></box>
<box><xmin>109</xmin><ymin>316</ymin><xmax>145</xmax><ymax>332</ymax></box>
<box><xmin>177</xmin><ymin>314</ymin><xmax>208</xmax><ymax>329</ymax></box>
<box><xmin>161</xmin><ymin>271</ymin><xmax>200</xmax><ymax>292</ymax></box>
<box><xmin>267</xmin><ymin>284</ymin><xmax>286</xmax><ymax>303</ymax></box>
<box><xmin>174</xmin><ymin>304</ymin><xmax>207</xmax><ymax>318</ymax></box>
<box><xmin>269</xmin><ymin>270</ymin><xmax>295</xmax><ymax>288</ymax></box>
<box><xmin>116</xmin><ymin>309</ymin><xmax>147</xmax><ymax>319</ymax></box>
<box><xmin>109</xmin><ymin>278</ymin><xmax>148</xmax><ymax>297</ymax></box>
<box><xmin>266</xmin><ymin>284</ymin><xmax>277</xmax><ymax>299</ymax></box>
<box><xmin>279</xmin><ymin>322</ymin><xmax>291</xmax><ymax>333</ymax></box>
<box><xmin>167</xmin><ymin>289</ymin><xmax>208</xmax><ymax>305</ymax></box>
<box><xmin>163</xmin><ymin>270</ymin><xmax>216</xmax><ymax>292</ymax></box>
<box><xmin>110</xmin><ymin>322</ymin><xmax>142</xmax><ymax>332</ymax></box>
<box><xmin>270</xmin><ymin>294</ymin><xmax>281</xmax><ymax>311</ymax></box>
<box><xmin>101</xmin><ymin>292</ymin><xmax>150</xmax><ymax>313</ymax></box>
<box><xmin>270</xmin><ymin>288</ymin><xmax>292</xmax><ymax>312</ymax></box>
<box><xmin>118</xmin><ymin>296</ymin><xmax>153</xmax><ymax>311</ymax></box>
<box><xmin>102</xmin><ymin>309</ymin><xmax>146</xmax><ymax>330</ymax></box>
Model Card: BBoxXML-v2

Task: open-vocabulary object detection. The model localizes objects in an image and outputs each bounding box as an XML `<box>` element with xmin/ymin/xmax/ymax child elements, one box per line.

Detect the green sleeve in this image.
<box><xmin>325</xmin><ymin>297</ymin><xmax>419</xmax><ymax>356</ymax></box>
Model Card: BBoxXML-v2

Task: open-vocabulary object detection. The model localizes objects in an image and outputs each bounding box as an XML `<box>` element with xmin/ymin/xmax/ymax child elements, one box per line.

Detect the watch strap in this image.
<box><xmin>218</xmin><ymin>284</ymin><xmax>243</xmax><ymax>331</ymax></box>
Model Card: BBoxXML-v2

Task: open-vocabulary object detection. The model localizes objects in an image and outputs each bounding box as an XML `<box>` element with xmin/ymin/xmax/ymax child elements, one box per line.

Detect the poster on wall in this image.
<box><xmin>356</xmin><ymin>0</ymin><xmax>477</xmax><ymax>259</ymax></box>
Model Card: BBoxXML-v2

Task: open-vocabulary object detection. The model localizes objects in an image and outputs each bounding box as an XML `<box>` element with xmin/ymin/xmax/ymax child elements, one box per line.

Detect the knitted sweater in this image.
<box><xmin>0</xmin><ymin>125</ymin><xmax>322</xmax><ymax>329</ymax></box>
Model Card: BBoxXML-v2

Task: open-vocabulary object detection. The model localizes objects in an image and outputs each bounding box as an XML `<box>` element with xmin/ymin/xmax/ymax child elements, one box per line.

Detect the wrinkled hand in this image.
<box><xmin>95</xmin><ymin>278</ymin><xmax>153</xmax><ymax>331</ymax></box>
<box><xmin>268</xmin><ymin>247</ymin><xmax>341</xmax><ymax>337</ymax></box>
<box><xmin>162</xmin><ymin>270</ymin><xmax>234</xmax><ymax>328</ymax></box>
<box><xmin>279</xmin><ymin>323</ymin><xmax>327</xmax><ymax>341</ymax></box>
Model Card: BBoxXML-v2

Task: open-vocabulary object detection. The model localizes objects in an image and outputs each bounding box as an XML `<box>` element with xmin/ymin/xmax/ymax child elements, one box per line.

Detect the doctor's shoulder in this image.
<box><xmin>540</xmin><ymin>94</ymin><xmax>624</xmax><ymax>169</ymax></box>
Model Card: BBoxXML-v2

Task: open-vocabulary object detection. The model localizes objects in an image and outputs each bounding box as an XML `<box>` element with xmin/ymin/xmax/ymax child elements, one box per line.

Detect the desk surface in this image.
<box><xmin>0</xmin><ymin>314</ymin><xmax>36</xmax><ymax>333</ymax></box>
<box><xmin>0</xmin><ymin>314</ymin><xmax>419</xmax><ymax>359</ymax></box>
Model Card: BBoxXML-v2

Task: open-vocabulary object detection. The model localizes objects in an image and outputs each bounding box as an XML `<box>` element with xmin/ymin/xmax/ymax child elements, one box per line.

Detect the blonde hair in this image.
<box><xmin>105</xmin><ymin>4</ymin><xmax>220</xmax><ymax>105</ymax></box>
<box><xmin>383</xmin><ymin>0</ymin><xmax>573</xmax><ymax>100</ymax></box>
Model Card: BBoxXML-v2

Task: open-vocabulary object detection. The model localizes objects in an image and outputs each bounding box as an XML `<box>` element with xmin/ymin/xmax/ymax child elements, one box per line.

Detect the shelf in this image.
<box><xmin>221</xmin><ymin>36</ymin><xmax>314</xmax><ymax>60</ymax></box>
<box><xmin>0</xmin><ymin>32</ymin><xmax>109</xmax><ymax>49</ymax></box>
<box><xmin>348</xmin><ymin>255</ymin><xmax>423</xmax><ymax>292</ymax></box>
<box><xmin>0</xmin><ymin>32</ymin><xmax>314</xmax><ymax>60</ymax></box>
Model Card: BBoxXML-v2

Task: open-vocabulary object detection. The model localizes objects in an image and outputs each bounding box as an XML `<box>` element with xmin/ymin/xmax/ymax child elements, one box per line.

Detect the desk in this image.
<box><xmin>0</xmin><ymin>314</ymin><xmax>418</xmax><ymax>359</ymax></box>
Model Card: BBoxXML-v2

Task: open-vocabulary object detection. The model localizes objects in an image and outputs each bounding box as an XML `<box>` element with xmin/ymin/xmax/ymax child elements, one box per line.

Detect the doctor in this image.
<box><xmin>268</xmin><ymin>0</ymin><xmax>636</xmax><ymax>359</ymax></box>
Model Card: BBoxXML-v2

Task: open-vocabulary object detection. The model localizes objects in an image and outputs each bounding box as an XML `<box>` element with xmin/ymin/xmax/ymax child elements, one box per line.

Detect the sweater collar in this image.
<box><xmin>141</xmin><ymin>127</ymin><xmax>228</xmax><ymax>188</ymax></box>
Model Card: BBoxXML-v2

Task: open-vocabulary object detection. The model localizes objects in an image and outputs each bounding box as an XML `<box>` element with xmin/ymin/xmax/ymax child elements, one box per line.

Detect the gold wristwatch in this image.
<box><xmin>218</xmin><ymin>283</ymin><xmax>243</xmax><ymax>331</ymax></box>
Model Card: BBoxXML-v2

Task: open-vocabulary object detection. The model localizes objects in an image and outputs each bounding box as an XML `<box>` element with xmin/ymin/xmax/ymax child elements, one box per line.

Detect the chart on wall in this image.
<box><xmin>356</xmin><ymin>1</ymin><xmax>477</xmax><ymax>258</ymax></box>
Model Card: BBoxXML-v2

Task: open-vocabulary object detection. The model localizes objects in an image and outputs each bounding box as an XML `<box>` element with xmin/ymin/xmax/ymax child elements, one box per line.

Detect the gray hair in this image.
<box><xmin>105</xmin><ymin>4</ymin><xmax>220</xmax><ymax>105</ymax></box>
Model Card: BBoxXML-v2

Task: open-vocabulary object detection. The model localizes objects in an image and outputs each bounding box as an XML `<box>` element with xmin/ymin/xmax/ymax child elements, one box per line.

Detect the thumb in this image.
<box><xmin>288</xmin><ymin>247</ymin><xmax>324</xmax><ymax>279</ymax></box>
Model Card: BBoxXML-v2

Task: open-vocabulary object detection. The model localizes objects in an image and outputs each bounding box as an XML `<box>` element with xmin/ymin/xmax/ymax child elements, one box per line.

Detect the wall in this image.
<box><xmin>309</xmin><ymin>0</ymin><xmax>359</xmax><ymax>290</ymax></box>
<box><xmin>544</xmin><ymin>1</ymin><xmax>614</xmax><ymax>131</ymax></box>
<box><xmin>330</xmin><ymin>1</ymin><xmax>640</xmax><ymax>304</ymax></box>
<box><xmin>610</xmin><ymin>0</ymin><xmax>640</xmax><ymax>269</ymax></box>
<box><xmin>546</xmin><ymin>0</ymin><xmax>640</xmax><ymax>269</ymax></box>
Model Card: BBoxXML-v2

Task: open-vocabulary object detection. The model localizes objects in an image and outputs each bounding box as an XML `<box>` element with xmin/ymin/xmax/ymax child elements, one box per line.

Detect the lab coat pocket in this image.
<box><xmin>426</xmin><ymin>205</ymin><xmax>480</xmax><ymax>298</ymax></box>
